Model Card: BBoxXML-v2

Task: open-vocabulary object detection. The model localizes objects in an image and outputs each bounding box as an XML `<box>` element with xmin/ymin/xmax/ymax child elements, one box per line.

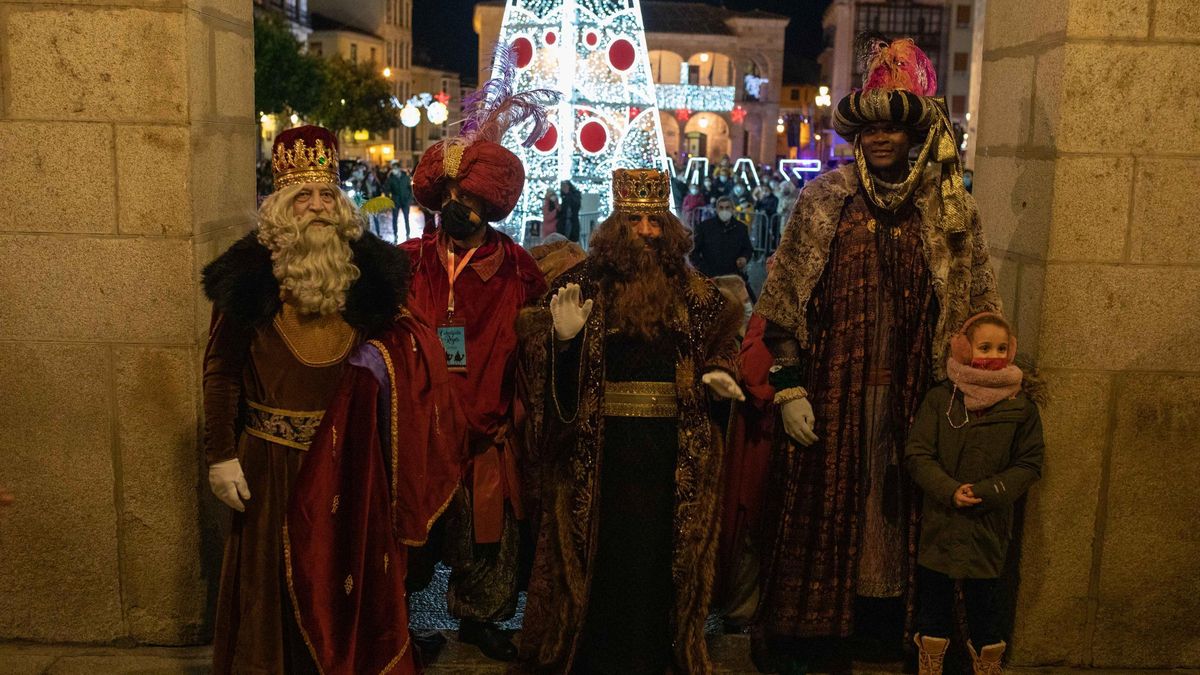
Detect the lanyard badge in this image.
<box><xmin>438</xmin><ymin>244</ymin><xmax>477</xmax><ymax>373</ymax></box>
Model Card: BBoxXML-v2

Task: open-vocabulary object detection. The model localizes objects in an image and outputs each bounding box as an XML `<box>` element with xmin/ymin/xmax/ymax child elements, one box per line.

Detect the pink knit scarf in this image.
<box><xmin>945</xmin><ymin>357</ymin><xmax>1023</xmax><ymax>411</ymax></box>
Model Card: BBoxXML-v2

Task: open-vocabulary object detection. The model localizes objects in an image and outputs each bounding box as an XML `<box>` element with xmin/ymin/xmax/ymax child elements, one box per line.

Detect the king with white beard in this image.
<box><xmin>200</xmin><ymin>126</ymin><xmax>412</xmax><ymax>674</ymax></box>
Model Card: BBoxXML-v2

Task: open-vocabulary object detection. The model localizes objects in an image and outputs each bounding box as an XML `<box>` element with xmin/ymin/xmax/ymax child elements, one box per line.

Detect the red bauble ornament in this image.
<box><xmin>629</xmin><ymin>106</ymin><xmax>642</xmax><ymax>120</ymax></box>
<box><xmin>608</xmin><ymin>38</ymin><xmax>636</xmax><ymax>71</ymax></box>
<box><xmin>512</xmin><ymin>37</ymin><xmax>533</xmax><ymax>69</ymax></box>
<box><xmin>534</xmin><ymin>123</ymin><xmax>558</xmax><ymax>153</ymax></box>
<box><xmin>585</xmin><ymin>31</ymin><xmax>598</xmax><ymax>47</ymax></box>
<box><xmin>579</xmin><ymin>120</ymin><xmax>608</xmax><ymax>154</ymax></box>
<box><xmin>675</xmin><ymin>108</ymin><xmax>692</xmax><ymax>122</ymax></box>
<box><xmin>731</xmin><ymin>106</ymin><xmax>747</xmax><ymax>124</ymax></box>
<box><xmin>545</xmin><ymin>31</ymin><xmax>557</xmax><ymax>45</ymax></box>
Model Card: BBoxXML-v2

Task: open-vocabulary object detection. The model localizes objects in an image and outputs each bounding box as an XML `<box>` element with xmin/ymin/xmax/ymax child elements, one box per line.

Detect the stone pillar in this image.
<box><xmin>0</xmin><ymin>0</ymin><xmax>255</xmax><ymax>644</ymax></box>
<box><xmin>975</xmin><ymin>0</ymin><xmax>1200</xmax><ymax>667</ymax></box>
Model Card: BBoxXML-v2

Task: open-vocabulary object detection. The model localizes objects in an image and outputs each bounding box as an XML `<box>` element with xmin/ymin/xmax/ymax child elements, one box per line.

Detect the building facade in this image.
<box><xmin>308</xmin><ymin>0</ymin><xmax>414</xmax><ymax>165</ymax></box>
<box><xmin>406</xmin><ymin>62</ymin><xmax>463</xmax><ymax>168</ymax></box>
<box><xmin>254</xmin><ymin>0</ymin><xmax>312</xmax><ymax>41</ymax></box>
<box><xmin>473</xmin><ymin>1</ymin><xmax>789</xmax><ymax>167</ymax></box>
<box><xmin>819</xmin><ymin>0</ymin><xmax>979</xmax><ymax>164</ymax></box>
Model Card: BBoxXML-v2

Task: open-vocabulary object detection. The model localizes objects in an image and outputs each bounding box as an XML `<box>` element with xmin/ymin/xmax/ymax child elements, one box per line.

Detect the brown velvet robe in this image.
<box><xmin>205</xmin><ymin>311</ymin><xmax>356</xmax><ymax>675</ymax></box>
<box><xmin>517</xmin><ymin>261</ymin><xmax>743</xmax><ymax>675</ymax></box>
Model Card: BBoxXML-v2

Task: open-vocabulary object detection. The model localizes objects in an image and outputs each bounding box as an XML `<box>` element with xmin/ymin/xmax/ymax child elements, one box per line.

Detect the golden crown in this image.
<box><xmin>272</xmin><ymin>138</ymin><xmax>340</xmax><ymax>191</ymax></box>
<box><xmin>612</xmin><ymin>168</ymin><xmax>670</xmax><ymax>214</ymax></box>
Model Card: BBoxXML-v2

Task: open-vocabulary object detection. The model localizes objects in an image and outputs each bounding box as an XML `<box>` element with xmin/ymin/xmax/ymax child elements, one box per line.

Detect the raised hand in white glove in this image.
<box><xmin>550</xmin><ymin>283</ymin><xmax>594</xmax><ymax>342</ymax></box>
<box><xmin>208</xmin><ymin>458</ymin><xmax>251</xmax><ymax>512</ymax></box>
<box><xmin>781</xmin><ymin>397</ymin><xmax>819</xmax><ymax>447</ymax></box>
<box><xmin>702</xmin><ymin>371</ymin><xmax>745</xmax><ymax>401</ymax></box>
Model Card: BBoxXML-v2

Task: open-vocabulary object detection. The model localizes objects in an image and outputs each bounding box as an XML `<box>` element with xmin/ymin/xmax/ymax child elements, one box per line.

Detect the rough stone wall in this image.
<box><xmin>975</xmin><ymin>0</ymin><xmax>1200</xmax><ymax>667</ymax></box>
<box><xmin>0</xmin><ymin>0</ymin><xmax>255</xmax><ymax>645</ymax></box>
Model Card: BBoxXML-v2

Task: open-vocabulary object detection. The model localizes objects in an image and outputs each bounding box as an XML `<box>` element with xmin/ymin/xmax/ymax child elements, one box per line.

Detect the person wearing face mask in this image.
<box><xmin>403</xmin><ymin>70</ymin><xmax>555</xmax><ymax>662</ymax></box>
<box><xmin>754</xmin><ymin>34</ymin><xmax>1001</xmax><ymax>671</ymax></box>
<box><xmin>682</xmin><ymin>181</ymin><xmax>707</xmax><ymax>226</ymax></box>
<box><xmin>691</xmin><ymin>197</ymin><xmax>755</xmax><ymax>298</ymax></box>
<box><xmin>904</xmin><ymin>313</ymin><xmax>1045</xmax><ymax>674</ymax></box>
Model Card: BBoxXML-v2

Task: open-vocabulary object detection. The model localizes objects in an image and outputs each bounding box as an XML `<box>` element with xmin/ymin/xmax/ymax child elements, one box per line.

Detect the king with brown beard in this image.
<box><xmin>200</xmin><ymin>125</ymin><xmax>416</xmax><ymax>674</ymax></box>
<box><xmin>517</xmin><ymin>169</ymin><xmax>745</xmax><ymax>675</ymax></box>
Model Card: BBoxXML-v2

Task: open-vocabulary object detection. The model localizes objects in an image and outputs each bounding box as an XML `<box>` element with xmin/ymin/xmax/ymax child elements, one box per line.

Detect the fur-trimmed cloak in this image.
<box><xmin>755</xmin><ymin>163</ymin><xmax>1001</xmax><ymax>380</ymax></box>
<box><xmin>201</xmin><ymin>230</ymin><xmax>410</xmax><ymax>335</ymax></box>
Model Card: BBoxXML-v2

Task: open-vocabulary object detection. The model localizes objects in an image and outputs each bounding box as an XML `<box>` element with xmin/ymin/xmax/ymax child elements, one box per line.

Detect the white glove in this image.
<box><xmin>550</xmin><ymin>283</ymin><xmax>594</xmax><ymax>342</ymax></box>
<box><xmin>702</xmin><ymin>371</ymin><xmax>745</xmax><ymax>401</ymax></box>
<box><xmin>208</xmin><ymin>458</ymin><xmax>251</xmax><ymax>512</ymax></box>
<box><xmin>781</xmin><ymin>397</ymin><xmax>819</xmax><ymax>447</ymax></box>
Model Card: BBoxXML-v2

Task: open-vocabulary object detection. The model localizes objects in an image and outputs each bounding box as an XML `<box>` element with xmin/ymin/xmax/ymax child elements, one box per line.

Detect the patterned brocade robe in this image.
<box><xmin>517</xmin><ymin>261</ymin><xmax>744</xmax><ymax>675</ymax></box>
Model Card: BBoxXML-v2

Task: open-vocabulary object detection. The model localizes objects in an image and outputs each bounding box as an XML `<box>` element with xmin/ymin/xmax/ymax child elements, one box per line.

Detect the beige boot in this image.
<box><xmin>968</xmin><ymin>640</ymin><xmax>1007</xmax><ymax>675</ymax></box>
<box><xmin>913</xmin><ymin>634</ymin><xmax>949</xmax><ymax>675</ymax></box>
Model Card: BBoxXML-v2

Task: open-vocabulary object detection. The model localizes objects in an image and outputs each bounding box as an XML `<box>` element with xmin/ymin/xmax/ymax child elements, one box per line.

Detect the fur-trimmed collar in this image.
<box><xmin>201</xmin><ymin>231</ymin><xmax>410</xmax><ymax>337</ymax></box>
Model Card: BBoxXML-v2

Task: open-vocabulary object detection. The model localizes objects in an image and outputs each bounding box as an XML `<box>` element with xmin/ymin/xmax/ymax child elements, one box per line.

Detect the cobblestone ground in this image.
<box><xmin>0</xmin><ymin>639</ymin><xmax>1196</xmax><ymax>674</ymax></box>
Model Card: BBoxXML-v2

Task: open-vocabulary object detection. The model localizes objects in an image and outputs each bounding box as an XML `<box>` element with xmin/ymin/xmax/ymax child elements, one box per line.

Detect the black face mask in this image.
<box><xmin>441</xmin><ymin>199</ymin><xmax>485</xmax><ymax>240</ymax></box>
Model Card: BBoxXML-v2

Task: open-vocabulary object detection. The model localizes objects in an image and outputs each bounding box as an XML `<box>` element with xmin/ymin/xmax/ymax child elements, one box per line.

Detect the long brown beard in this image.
<box><xmin>589</xmin><ymin>213</ymin><xmax>692</xmax><ymax>341</ymax></box>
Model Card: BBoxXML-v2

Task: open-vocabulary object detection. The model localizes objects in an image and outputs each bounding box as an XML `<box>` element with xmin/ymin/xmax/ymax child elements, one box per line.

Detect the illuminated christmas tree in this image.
<box><xmin>492</xmin><ymin>0</ymin><xmax>669</xmax><ymax>240</ymax></box>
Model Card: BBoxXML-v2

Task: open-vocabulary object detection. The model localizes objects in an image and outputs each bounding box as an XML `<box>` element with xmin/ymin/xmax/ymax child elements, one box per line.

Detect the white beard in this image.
<box><xmin>271</xmin><ymin>216</ymin><xmax>360</xmax><ymax>316</ymax></box>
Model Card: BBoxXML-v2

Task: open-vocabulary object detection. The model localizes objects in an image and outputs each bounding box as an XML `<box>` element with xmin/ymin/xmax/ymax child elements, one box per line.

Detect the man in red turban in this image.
<box><xmin>401</xmin><ymin>65</ymin><xmax>556</xmax><ymax>661</ymax></box>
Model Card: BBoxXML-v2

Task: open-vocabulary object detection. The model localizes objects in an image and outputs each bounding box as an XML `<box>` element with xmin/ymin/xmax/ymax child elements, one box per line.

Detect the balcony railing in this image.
<box><xmin>654</xmin><ymin>84</ymin><xmax>735</xmax><ymax>113</ymax></box>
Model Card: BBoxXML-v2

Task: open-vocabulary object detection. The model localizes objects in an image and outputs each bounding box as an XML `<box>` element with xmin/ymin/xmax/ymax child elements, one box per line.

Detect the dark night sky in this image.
<box><xmin>413</xmin><ymin>0</ymin><xmax>833</xmax><ymax>85</ymax></box>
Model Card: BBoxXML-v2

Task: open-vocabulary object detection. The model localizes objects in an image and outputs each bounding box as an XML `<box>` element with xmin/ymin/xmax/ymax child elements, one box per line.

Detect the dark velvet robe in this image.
<box><xmin>284</xmin><ymin>312</ymin><xmax>465</xmax><ymax>675</ymax></box>
<box><xmin>201</xmin><ymin>231</ymin><xmax>410</xmax><ymax>675</ymax></box>
<box><xmin>517</xmin><ymin>261</ymin><xmax>742</xmax><ymax>675</ymax></box>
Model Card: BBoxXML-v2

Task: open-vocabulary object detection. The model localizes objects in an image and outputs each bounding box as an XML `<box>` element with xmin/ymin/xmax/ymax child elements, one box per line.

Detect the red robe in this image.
<box><xmin>716</xmin><ymin>313</ymin><xmax>776</xmax><ymax>607</ymax></box>
<box><xmin>284</xmin><ymin>312</ymin><xmax>465</xmax><ymax>675</ymax></box>
<box><xmin>401</xmin><ymin>227</ymin><xmax>546</xmax><ymax>543</ymax></box>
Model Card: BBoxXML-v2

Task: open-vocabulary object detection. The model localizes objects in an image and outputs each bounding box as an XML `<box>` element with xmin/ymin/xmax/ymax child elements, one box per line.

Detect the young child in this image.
<box><xmin>905</xmin><ymin>313</ymin><xmax>1046</xmax><ymax>675</ymax></box>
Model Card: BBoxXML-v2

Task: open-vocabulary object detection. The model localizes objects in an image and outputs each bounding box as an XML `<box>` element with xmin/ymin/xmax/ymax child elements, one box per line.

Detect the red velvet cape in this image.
<box><xmin>717</xmin><ymin>313</ymin><xmax>776</xmax><ymax>600</ymax></box>
<box><xmin>285</xmin><ymin>312</ymin><xmax>465</xmax><ymax>675</ymax></box>
<box><xmin>401</xmin><ymin>227</ymin><xmax>546</xmax><ymax>542</ymax></box>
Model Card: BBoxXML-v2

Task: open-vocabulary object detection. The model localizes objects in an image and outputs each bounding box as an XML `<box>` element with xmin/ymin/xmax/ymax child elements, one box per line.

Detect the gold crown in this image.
<box><xmin>272</xmin><ymin>138</ymin><xmax>340</xmax><ymax>191</ymax></box>
<box><xmin>612</xmin><ymin>168</ymin><xmax>670</xmax><ymax>214</ymax></box>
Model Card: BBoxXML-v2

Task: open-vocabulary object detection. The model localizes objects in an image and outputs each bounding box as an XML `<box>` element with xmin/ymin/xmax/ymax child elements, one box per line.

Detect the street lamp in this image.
<box><xmin>383</xmin><ymin>67</ymin><xmax>392</xmax><ymax>78</ymax></box>
<box><xmin>814</xmin><ymin>85</ymin><xmax>832</xmax><ymax>162</ymax></box>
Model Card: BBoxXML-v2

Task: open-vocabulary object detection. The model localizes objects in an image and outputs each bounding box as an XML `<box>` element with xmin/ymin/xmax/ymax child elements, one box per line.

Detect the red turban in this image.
<box><xmin>412</xmin><ymin>140</ymin><xmax>526</xmax><ymax>223</ymax></box>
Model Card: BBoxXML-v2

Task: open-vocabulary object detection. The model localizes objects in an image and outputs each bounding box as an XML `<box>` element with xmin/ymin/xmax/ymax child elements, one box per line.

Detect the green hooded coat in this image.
<box><xmin>904</xmin><ymin>381</ymin><xmax>1044</xmax><ymax>579</ymax></box>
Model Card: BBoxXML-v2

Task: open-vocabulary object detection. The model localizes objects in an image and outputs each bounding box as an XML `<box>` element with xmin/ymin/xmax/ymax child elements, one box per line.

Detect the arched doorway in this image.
<box><xmin>684</xmin><ymin>112</ymin><xmax>731</xmax><ymax>162</ymax></box>
<box><xmin>648</xmin><ymin>49</ymin><xmax>684</xmax><ymax>84</ymax></box>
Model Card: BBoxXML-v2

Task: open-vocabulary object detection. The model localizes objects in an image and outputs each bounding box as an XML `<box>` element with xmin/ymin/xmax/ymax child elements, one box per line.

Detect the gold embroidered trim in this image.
<box><xmin>282</xmin><ymin>522</ymin><xmax>330</xmax><ymax>675</ymax></box>
<box><xmin>443</xmin><ymin>143</ymin><xmax>465</xmax><ymax>179</ymax></box>
<box><xmin>383</xmin><ymin>553</ymin><xmax>390</xmax><ymax>574</ymax></box>
<box><xmin>331</xmin><ymin>495</ymin><xmax>340</xmax><ymax>515</ymax></box>
<box><xmin>274</xmin><ymin>305</ymin><xmax>358</xmax><ymax>367</ymax></box>
<box><xmin>370</xmin><ymin>340</ymin><xmax>458</xmax><ymax>547</ymax></box>
<box><xmin>603</xmin><ymin>380</ymin><xmax>678</xmax><ymax>418</ymax></box>
<box><xmin>773</xmin><ymin>386</ymin><xmax>809</xmax><ymax>405</ymax></box>
<box><xmin>343</xmin><ymin>574</ymin><xmax>354</xmax><ymax>595</ymax></box>
<box><xmin>245</xmin><ymin>401</ymin><xmax>325</xmax><ymax>451</ymax></box>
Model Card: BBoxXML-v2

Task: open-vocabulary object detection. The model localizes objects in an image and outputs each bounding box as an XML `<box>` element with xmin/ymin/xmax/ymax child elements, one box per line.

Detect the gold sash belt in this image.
<box><xmin>244</xmin><ymin>400</ymin><xmax>325</xmax><ymax>451</ymax></box>
<box><xmin>603</xmin><ymin>380</ymin><xmax>677</xmax><ymax>418</ymax></box>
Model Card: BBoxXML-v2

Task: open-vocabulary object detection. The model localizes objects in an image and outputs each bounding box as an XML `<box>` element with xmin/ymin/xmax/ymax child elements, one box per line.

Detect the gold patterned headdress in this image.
<box><xmin>612</xmin><ymin>168</ymin><xmax>670</xmax><ymax>214</ymax></box>
<box><xmin>271</xmin><ymin>125</ymin><xmax>341</xmax><ymax>191</ymax></box>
